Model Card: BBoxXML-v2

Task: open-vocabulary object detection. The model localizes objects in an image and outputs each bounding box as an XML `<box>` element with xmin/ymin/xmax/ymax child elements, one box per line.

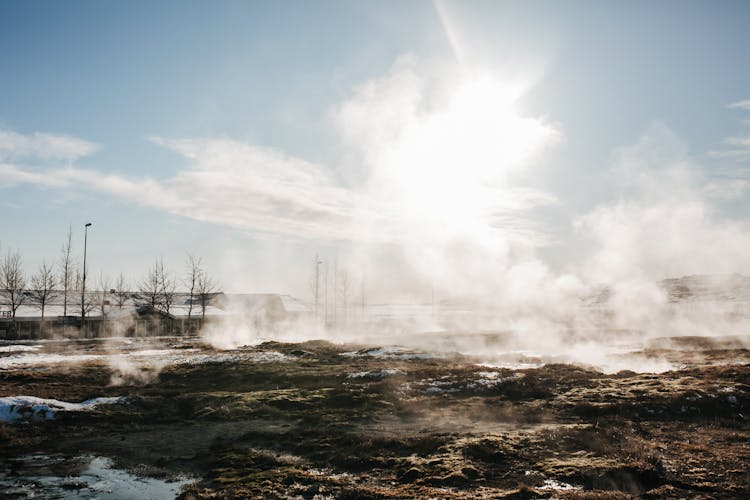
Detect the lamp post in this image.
<box><xmin>81</xmin><ymin>222</ymin><xmax>92</xmax><ymax>331</ymax></box>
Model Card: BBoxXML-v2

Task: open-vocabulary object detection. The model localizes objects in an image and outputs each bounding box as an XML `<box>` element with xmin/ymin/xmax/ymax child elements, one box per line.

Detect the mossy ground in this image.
<box><xmin>0</xmin><ymin>337</ymin><xmax>748</xmax><ymax>498</ymax></box>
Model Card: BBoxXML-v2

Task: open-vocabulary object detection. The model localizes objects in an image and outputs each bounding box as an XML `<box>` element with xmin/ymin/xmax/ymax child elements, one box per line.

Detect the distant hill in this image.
<box><xmin>582</xmin><ymin>274</ymin><xmax>750</xmax><ymax>307</ymax></box>
<box><xmin>659</xmin><ymin>274</ymin><xmax>750</xmax><ymax>302</ymax></box>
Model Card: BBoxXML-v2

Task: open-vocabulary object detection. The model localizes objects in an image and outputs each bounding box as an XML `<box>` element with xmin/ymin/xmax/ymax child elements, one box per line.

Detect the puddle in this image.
<box><xmin>0</xmin><ymin>454</ymin><xmax>193</xmax><ymax>499</ymax></box>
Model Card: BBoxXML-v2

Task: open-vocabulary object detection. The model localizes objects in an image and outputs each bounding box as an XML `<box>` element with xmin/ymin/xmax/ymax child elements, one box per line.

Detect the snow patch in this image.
<box><xmin>538</xmin><ymin>478</ymin><xmax>582</xmax><ymax>491</ymax></box>
<box><xmin>0</xmin><ymin>353</ymin><xmax>106</xmax><ymax>369</ymax></box>
<box><xmin>0</xmin><ymin>454</ymin><xmax>194</xmax><ymax>498</ymax></box>
<box><xmin>0</xmin><ymin>346</ymin><xmax>292</xmax><ymax>370</ymax></box>
<box><xmin>127</xmin><ymin>349</ymin><xmax>198</xmax><ymax>357</ymax></box>
<box><xmin>0</xmin><ymin>345</ymin><xmax>39</xmax><ymax>353</ymax></box>
<box><xmin>347</xmin><ymin>368</ymin><xmax>404</xmax><ymax>379</ymax></box>
<box><xmin>176</xmin><ymin>351</ymin><xmax>291</xmax><ymax>365</ymax></box>
<box><xmin>0</xmin><ymin>396</ymin><xmax>125</xmax><ymax>423</ymax></box>
<box><xmin>343</xmin><ymin>346</ymin><xmax>436</xmax><ymax>360</ymax></box>
<box><xmin>466</xmin><ymin>371</ymin><xmax>522</xmax><ymax>389</ymax></box>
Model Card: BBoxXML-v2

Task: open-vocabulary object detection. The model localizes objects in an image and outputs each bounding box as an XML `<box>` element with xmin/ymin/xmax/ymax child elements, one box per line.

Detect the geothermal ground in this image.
<box><xmin>0</xmin><ymin>334</ymin><xmax>748</xmax><ymax>499</ymax></box>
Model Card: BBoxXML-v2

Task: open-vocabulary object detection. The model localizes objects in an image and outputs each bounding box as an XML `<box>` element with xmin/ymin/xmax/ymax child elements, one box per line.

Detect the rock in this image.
<box><xmin>397</xmin><ymin>467</ymin><xmax>422</xmax><ymax>483</ymax></box>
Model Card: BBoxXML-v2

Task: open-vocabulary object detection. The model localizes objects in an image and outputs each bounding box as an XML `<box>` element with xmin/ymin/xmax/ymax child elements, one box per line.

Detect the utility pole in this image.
<box><xmin>314</xmin><ymin>254</ymin><xmax>322</xmax><ymax>320</ymax></box>
<box><xmin>332</xmin><ymin>261</ymin><xmax>337</xmax><ymax>327</ymax></box>
<box><xmin>323</xmin><ymin>262</ymin><xmax>329</xmax><ymax>325</ymax></box>
<box><xmin>430</xmin><ymin>276</ymin><xmax>438</xmax><ymax>318</ymax></box>
<box><xmin>81</xmin><ymin>222</ymin><xmax>92</xmax><ymax>331</ymax></box>
<box><xmin>361</xmin><ymin>275</ymin><xmax>365</xmax><ymax>320</ymax></box>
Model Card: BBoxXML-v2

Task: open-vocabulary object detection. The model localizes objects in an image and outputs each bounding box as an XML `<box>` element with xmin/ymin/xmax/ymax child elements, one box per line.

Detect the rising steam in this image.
<box><xmin>4</xmin><ymin>54</ymin><xmax>748</xmax><ymax>370</ymax></box>
<box><xmin>197</xmin><ymin>57</ymin><xmax>750</xmax><ymax>371</ymax></box>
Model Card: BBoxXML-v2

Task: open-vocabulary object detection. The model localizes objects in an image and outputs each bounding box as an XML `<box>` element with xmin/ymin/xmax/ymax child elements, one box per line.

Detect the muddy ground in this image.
<box><xmin>0</xmin><ymin>336</ymin><xmax>748</xmax><ymax>499</ymax></box>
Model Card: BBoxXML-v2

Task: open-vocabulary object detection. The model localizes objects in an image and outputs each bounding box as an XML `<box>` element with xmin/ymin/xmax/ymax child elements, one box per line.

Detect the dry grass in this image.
<box><xmin>0</xmin><ymin>337</ymin><xmax>748</xmax><ymax>498</ymax></box>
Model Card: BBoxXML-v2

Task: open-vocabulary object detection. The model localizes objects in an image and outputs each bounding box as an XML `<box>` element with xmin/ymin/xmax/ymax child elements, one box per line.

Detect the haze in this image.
<box><xmin>1</xmin><ymin>0</ymin><xmax>749</xmax><ymax>306</ymax></box>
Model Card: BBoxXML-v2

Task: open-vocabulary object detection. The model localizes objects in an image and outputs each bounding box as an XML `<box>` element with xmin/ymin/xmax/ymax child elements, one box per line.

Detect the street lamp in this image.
<box><xmin>81</xmin><ymin>222</ymin><xmax>92</xmax><ymax>330</ymax></box>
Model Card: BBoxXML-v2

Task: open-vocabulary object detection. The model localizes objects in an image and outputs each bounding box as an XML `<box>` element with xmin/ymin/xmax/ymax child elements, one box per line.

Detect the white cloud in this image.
<box><xmin>0</xmin><ymin>129</ymin><xmax>98</xmax><ymax>161</ymax></box>
<box><xmin>710</xmin><ymin>100</ymin><xmax>750</xmax><ymax>160</ymax></box>
<box><xmin>4</xmin><ymin>61</ymin><xmax>750</xmax><ymax>340</ymax></box>
<box><xmin>1</xmin><ymin>58</ymin><xmax>560</xmax><ymax>256</ymax></box>
<box><xmin>576</xmin><ymin>124</ymin><xmax>750</xmax><ymax>283</ymax></box>
<box><xmin>725</xmin><ymin>136</ymin><xmax>750</xmax><ymax>148</ymax></box>
<box><xmin>1</xmin><ymin>139</ymin><xmax>359</xmax><ymax>241</ymax></box>
<box><xmin>147</xmin><ymin>137</ymin><xmax>358</xmax><ymax>240</ymax></box>
<box><xmin>0</xmin><ymin>57</ymin><xmax>567</xmax><ymax>305</ymax></box>
<box><xmin>719</xmin><ymin>135</ymin><xmax>750</xmax><ymax>158</ymax></box>
<box><xmin>709</xmin><ymin>135</ymin><xmax>750</xmax><ymax>161</ymax></box>
<box><xmin>0</xmin><ymin>163</ymin><xmax>71</xmax><ymax>188</ymax></box>
<box><xmin>702</xmin><ymin>177</ymin><xmax>750</xmax><ymax>200</ymax></box>
<box><xmin>728</xmin><ymin>99</ymin><xmax>750</xmax><ymax>111</ymax></box>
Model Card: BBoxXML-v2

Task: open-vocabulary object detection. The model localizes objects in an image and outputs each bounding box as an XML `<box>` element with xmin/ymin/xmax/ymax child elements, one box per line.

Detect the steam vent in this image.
<box><xmin>2</xmin><ymin>1</ymin><xmax>750</xmax><ymax>498</ymax></box>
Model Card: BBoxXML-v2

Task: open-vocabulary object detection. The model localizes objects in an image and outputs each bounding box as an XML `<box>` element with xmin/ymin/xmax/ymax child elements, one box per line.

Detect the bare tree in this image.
<box><xmin>80</xmin><ymin>291</ymin><xmax>97</xmax><ymax>319</ymax></box>
<box><xmin>99</xmin><ymin>274</ymin><xmax>112</xmax><ymax>317</ymax></box>
<box><xmin>74</xmin><ymin>269</ymin><xmax>96</xmax><ymax>320</ymax></box>
<box><xmin>74</xmin><ymin>269</ymin><xmax>82</xmax><ymax>294</ymax></box>
<box><xmin>139</xmin><ymin>259</ymin><xmax>176</xmax><ymax>333</ymax></box>
<box><xmin>0</xmin><ymin>250</ymin><xmax>27</xmax><ymax>336</ymax></box>
<box><xmin>185</xmin><ymin>254</ymin><xmax>202</xmax><ymax>320</ymax></box>
<box><xmin>30</xmin><ymin>260</ymin><xmax>56</xmax><ymax>332</ymax></box>
<box><xmin>59</xmin><ymin>226</ymin><xmax>75</xmax><ymax>317</ymax></box>
<box><xmin>158</xmin><ymin>259</ymin><xmax>176</xmax><ymax>316</ymax></box>
<box><xmin>196</xmin><ymin>271</ymin><xmax>217</xmax><ymax>321</ymax></box>
<box><xmin>139</xmin><ymin>260</ymin><xmax>161</xmax><ymax>309</ymax></box>
<box><xmin>93</xmin><ymin>274</ymin><xmax>111</xmax><ymax>336</ymax></box>
<box><xmin>114</xmin><ymin>273</ymin><xmax>128</xmax><ymax>309</ymax></box>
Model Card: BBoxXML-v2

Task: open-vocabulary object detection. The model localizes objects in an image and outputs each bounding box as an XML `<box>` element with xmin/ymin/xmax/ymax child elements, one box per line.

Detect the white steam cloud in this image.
<box><xmin>3</xmin><ymin>61</ymin><xmax>750</xmax><ymax>370</ymax></box>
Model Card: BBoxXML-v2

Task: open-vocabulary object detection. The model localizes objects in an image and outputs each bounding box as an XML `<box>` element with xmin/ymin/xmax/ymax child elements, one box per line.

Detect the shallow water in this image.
<box><xmin>0</xmin><ymin>454</ymin><xmax>193</xmax><ymax>499</ymax></box>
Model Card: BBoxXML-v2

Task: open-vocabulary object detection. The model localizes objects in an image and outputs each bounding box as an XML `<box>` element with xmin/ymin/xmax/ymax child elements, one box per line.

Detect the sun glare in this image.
<box><xmin>376</xmin><ymin>72</ymin><xmax>557</xmax><ymax>246</ymax></box>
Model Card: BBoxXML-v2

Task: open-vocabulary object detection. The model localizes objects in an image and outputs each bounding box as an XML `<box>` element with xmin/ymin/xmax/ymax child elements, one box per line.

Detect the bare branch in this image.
<box><xmin>99</xmin><ymin>273</ymin><xmax>112</xmax><ymax>317</ymax></box>
<box><xmin>59</xmin><ymin>226</ymin><xmax>75</xmax><ymax>317</ymax></box>
<box><xmin>158</xmin><ymin>259</ymin><xmax>176</xmax><ymax>316</ymax></box>
<box><xmin>114</xmin><ymin>273</ymin><xmax>128</xmax><ymax>308</ymax></box>
<box><xmin>30</xmin><ymin>260</ymin><xmax>56</xmax><ymax>324</ymax></box>
<box><xmin>139</xmin><ymin>259</ymin><xmax>161</xmax><ymax>309</ymax></box>
<box><xmin>185</xmin><ymin>254</ymin><xmax>202</xmax><ymax>320</ymax></box>
<box><xmin>196</xmin><ymin>270</ymin><xmax>218</xmax><ymax>320</ymax></box>
<box><xmin>0</xmin><ymin>250</ymin><xmax>27</xmax><ymax>334</ymax></box>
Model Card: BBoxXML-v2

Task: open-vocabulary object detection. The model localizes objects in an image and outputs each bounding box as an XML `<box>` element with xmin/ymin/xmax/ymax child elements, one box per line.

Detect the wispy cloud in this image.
<box><xmin>1</xmin><ymin>138</ymin><xmax>359</xmax><ymax>241</ymax></box>
<box><xmin>0</xmin><ymin>163</ymin><xmax>72</xmax><ymax>188</ymax></box>
<box><xmin>0</xmin><ymin>58</ymin><xmax>560</xmax><ymax>256</ymax></box>
<box><xmin>0</xmin><ymin>129</ymin><xmax>98</xmax><ymax>162</ymax></box>
<box><xmin>728</xmin><ymin>99</ymin><xmax>750</xmax><ymax>111</ymax></box>
<box><xmin>709</xmin><ymin>135</ymin><xmax>750</xmax><ymax>159</ymax></box>
<box><xmin>708</xmin><ymin>99</ymin><xmax>750</xmax><ymax>161</ymax></box>
<box><xmin>146</xmin><ymin>137</ymin><xmax>358</xmax><ymax>240</ymax></box>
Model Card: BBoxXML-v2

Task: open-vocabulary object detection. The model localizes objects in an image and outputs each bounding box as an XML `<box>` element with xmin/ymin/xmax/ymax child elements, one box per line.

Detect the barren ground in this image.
<box><xmin>0</xmin><ymin>335</ymin><xmax>748</xmax><ymax>498</ymax></box>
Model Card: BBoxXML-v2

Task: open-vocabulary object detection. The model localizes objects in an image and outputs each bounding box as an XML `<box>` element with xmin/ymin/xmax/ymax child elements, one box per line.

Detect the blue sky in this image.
<box><xmin>1</xmin><ymin>0</ymin><xmax>750</xmax><ymax>297</ymax></box>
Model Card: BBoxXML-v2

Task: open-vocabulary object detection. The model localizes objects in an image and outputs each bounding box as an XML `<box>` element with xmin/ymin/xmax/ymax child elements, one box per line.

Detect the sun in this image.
<box><xmin>373</xmin><ymin>71</ymin><xmax>558</xmax><ymax>247</ymax></box>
